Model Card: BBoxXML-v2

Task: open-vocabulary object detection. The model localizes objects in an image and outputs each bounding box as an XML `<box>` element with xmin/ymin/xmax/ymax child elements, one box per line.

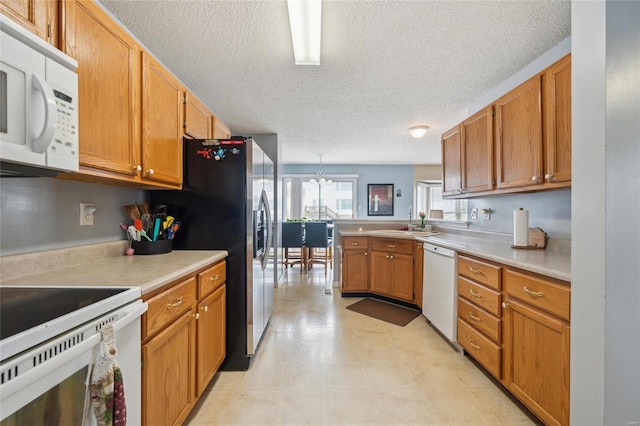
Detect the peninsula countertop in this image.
<box><xmin>339</xmin><ymin>229</ymin><xmax>570</xmax><ymax>282</ymax></box>
<box><xmin>1</xmin><ymin>250</ymin><xmax>228</xmax><ymax>295</ymax></box>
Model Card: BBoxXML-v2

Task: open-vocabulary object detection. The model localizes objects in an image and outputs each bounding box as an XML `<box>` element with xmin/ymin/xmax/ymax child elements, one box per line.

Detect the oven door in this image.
<box><xmin>0</xmin><ymin>300</ymin><xmax>147</xmax><ymax>425</ymax></box>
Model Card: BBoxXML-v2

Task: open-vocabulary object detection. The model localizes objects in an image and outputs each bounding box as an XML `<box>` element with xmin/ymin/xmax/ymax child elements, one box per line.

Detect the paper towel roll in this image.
<box><xmin>513</xmin><ymin>208</ymin><xmax>529</xmax><ymax>246</ymax></box>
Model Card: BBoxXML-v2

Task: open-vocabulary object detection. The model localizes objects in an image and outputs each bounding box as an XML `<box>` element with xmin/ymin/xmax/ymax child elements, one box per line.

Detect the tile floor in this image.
<box><xmin>185</xmin><ymin>266</ymin><xmax>537</xmax><ymax>425</ymax></box>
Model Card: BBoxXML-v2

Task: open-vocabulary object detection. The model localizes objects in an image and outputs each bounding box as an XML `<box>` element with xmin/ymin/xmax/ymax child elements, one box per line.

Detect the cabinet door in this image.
<box><xmin>441</xmin><ymin>125</ymin><xmax>462</xmax><ymax>196</ymax></box>
<box><xmin>544</xmin><ymin>54</ymin><xmax>572</xmax><ymax>185</ymax></box>
<box><xmin>369</xmin><ymin>251</ymin><xmax>392</xmax><ymax>296</ymax></box>
<box><xmin>342</xmin><ymin>249</ymin><xmax>369</xmax><ymax>292</ymax></box>
<box><xmin>196</xmin><ymin>284</ymin><xmax>226</xmax><ymax>397</ymax></box>
<box><xmin>1</xmin><ymin>0</ymin><xmax>53</xmax><ymax>44</ymax></box>
<box><xmin>184</xmin><ymin>92</ymin><xmax>211</xmax><ymax>139</ymax></box>
<box><xmin>502</xmin><ymin>298</ymin><xmax>570</xmax><ymax>426</ymax></box>
<box><xmin>213</xmin><ymin>116</ymin><xmax>231</xmax><ymax>139</ymax></box>
<box><xmin>413</xmin><ymin>242</ymin><xmax>423</xmax><ymax>308</ymax></box>
<box><xmin>63</xmin><ymin>0</ymin><xmax>141</xmax><ymax>176</ymax></box>
<box><xmin>143</xmin><ymin>309</ymin><xmax>196</xmax><ymax>426</ymax></box>
<box><xmin>495</xmin><ymin>75</ymin><xmax>543</xmax><ymax>189</ymax></box>
<box><xmin>461</xmin><ymin>106</ymin><xmax>494</xmax><ymax>193</ymax></box>
<box><xmin>142</xmin><ymin>53</ymin><xmax>183</xmax><ymax>185</ymax></box>
<box><xmin>390</xmin><ymin>253</ymin><xmax>413</xmax><ymax>302</ymax></box>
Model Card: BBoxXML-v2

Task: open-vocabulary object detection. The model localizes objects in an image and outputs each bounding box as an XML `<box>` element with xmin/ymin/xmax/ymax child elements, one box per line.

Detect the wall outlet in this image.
<box><xmin>80</xmin><ymin>203</ymin><xmax>95</xmax><ymax>226</ymax></box>
<box><xmin>470</xmin><ymin>208</ymin><xmax>478</xmax><ymax>220</ymax></box>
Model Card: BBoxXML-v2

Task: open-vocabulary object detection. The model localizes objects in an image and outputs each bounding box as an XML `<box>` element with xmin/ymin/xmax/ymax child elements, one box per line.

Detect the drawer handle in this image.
<box><xmin>387</xmin><ymin>244</ymin><xmax>396</xmax><ymax>248</ymax></box>
<box><xmin>468</xmin><ymin>339</ymin><xmax>481</xmax><ymax>350</ymax></box>
<box><xmin>351</xmin><ymin>242</ymin><xmax>360</xmax><ymax>246</ymax></box>
<box><xmin>468</xmin><ymin>312</ymin><xmax>481</xmax><ymax>322</ymax></box>
<box><xmin>167</xmin><ymin>297</ymin><xmax>183</xmax><ymax>309</ymax></box>
<box><xmin>523</xmin><ymin>287</ymin><xmax>544</xmax><ymax>298</ymax></box>
<box><xmin>469</xmin><ymin>267</ymin><xmax>481</xmax><ymax>275</ymax></box>
<box><xmin>468</xmin><ymin>289</ymin><xmax>482</xmax><ymax>298</ymax></box>
<box><xmin>210</xmin><ymin>274</ymin><xmax>221</xmax><ymax>282</ymax></box>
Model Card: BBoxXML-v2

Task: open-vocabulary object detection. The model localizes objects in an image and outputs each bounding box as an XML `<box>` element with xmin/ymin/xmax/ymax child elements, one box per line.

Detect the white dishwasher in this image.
<box><xmin>422</xmin><ymin>243</ymin><xmax>460</xmax><ymax>349</ymax></box>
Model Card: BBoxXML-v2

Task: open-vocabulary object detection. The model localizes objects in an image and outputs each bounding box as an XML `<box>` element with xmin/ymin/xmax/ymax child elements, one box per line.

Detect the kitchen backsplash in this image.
<box><xmin>0</xmin><ymin>177</ymin><xmax>144</xmax><ymax>256</ymax></box>
<box><xmin>466</xmin><ymin>188</ymin><xmax>571</xmax><ymax>239</ymax></box>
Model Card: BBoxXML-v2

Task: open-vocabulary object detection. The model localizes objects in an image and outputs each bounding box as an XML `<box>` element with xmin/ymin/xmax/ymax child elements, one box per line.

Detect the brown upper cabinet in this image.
<box><xmin>495</xmin><ymin>74</ymin><xmax>544</xmax><ymax>189</ymax></box>
<box><xmin>461</xmin><ymin>105</ymin><xmax>494</xmax><ymax>193</ymax></box>
<box><xmin>441</xmin><ymin>125</ymin><xmax>462</xmax><ymax>196</ymax></box>
<box><xmin>141</xmin><ymin>52</ymin><xmax>184</xmax><ymax>186</ymax></box>
<box><xmin>1</xmin><ymin>0</ymin><xmax>58</xmax><ymax>45</ymax></box>
<box><xmin>213</xmin><ymin>116</ymin><xmax>231</xmax><ymax>139</ymax></box>
<box><xmin>60</xmin><ymin>0</ymin><xmax>185</xmax><ymax>188</ymax></box>
<box><xmin>441</xmin><ymin>54</ymin><xmax>571</xmax><ymax>198</ymax></box>
<box><xmin>543</xmin><ymin>54</ymin><xmax>572</xmax><ymax>186</ymax></box>
<box><xmin>184</xmin><ymin>92</ymin><xmax>212</xmax><ymax>139</ymax></box>
<box><xmin>62</xmin><ymin>0</ymin><xmax>142</xmax><ymax>179</ymax></box>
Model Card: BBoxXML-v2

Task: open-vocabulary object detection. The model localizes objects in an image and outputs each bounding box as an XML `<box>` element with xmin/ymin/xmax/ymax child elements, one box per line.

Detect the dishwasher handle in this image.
<box><xmin>423</xmin><ymin>243</ymin><xmax>457</xmax><ymax>258</ymax></box>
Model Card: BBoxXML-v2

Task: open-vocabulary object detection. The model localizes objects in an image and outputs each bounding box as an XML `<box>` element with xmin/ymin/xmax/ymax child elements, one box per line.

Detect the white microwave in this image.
<box><xmin>0</xmin><ymin>14</ymin><xmax>79</xmax><ymax>177</ymax></box>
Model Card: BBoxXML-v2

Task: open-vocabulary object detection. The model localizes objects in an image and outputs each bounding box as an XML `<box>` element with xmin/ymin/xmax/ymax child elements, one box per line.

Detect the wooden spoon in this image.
<box><xmin>124</xmin><ymin>204</ymin><xmax>141</xmax><ymax>221</ymax></box>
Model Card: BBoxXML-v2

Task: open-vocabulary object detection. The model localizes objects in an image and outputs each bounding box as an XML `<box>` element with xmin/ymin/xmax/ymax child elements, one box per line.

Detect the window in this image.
<box><xmin>283</xmin><ymin>175</ymin><xmax>357</xmax><ymax>220</ymax></box>
<box><xmin>415</xmin><ymin>181</ymin><xmax>468</xmax><ymax>222</ymax></box>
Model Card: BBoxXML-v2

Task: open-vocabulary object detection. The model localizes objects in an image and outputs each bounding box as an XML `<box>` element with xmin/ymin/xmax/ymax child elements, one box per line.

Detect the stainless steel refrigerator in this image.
<box><xmin>150</xmin><ymin>136</ymin><xmax>274</xmax><ymax>370</ymax></box>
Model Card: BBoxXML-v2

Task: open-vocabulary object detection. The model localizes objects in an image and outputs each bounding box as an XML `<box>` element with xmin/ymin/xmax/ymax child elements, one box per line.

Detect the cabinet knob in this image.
<box><xmin>531</xmin><ymin>176</ymin><xmax>539</xmax><ymax>182</ymax></box>
<box><xmin>194</xmin><ymin>312</ymin><xmax>200</xmax><ymax>319</ymax></box>
<box><xmin>389</xmin><ymin>255</ymin><xmax>394</xmax><ymax>259</ymax></box>
<box><xmin>148</xmin><ymin>168</ymin><xmax>155</xmax><ymax>176</ymax></box>
<box><xmin>201</xmin><ymin>305</ymin><xmax>208</xmax><ymax>312</ymax></box>
<box><xmin>502</xmin><ymin>302</ymin><xmax>510</xmax><ymax>310</ymax></box>
<box><xmin>364</xmin><ymin>252</ymin><xmax>368</xmax><ymax>256</ymax></box>
<box><xmin>545</xmin><ymin>173</ymin><xmax>553</xmax><ymax>181</ymax></box>
<box><xmin>134</xmin><ymin>164</ymin><xmax>142</xmax><ymax>172</ymax></box>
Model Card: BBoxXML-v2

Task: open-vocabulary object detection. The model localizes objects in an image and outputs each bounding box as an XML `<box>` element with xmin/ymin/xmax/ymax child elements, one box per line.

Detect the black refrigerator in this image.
<box><xmin>151</xmin><ymin>136</ymin><xmax>274</xmax><ymax>370</ymax></box>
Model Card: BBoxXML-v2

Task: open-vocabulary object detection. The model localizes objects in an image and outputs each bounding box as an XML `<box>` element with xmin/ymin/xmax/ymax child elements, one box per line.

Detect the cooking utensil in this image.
<box><xmin>138</xmin><ymin>202</ymin><xmax>151</xmax><ymax>216</ymax></box>
<box><xmin>152</xmin><ymin>218</ymin><xmax>161</xmax><ymax>241</ymax></box>
<box><xmin>141</xmin><ymin>214</ymin><xmax>152</xmax><ymax>235</ymax></box>
<box><xmin>124</xmin><ymin>205</ymin><xmax>140</xmax><ymax>221</ymax></box>
<box><xmin>167</xmin><ymin>222</ymin><xmax>180</xmax><ymax>240</ymax></box>
<box><xmin>139</xmin><ymin>229</ymin><xmax>152</xmax><ymax>242</ymax></box>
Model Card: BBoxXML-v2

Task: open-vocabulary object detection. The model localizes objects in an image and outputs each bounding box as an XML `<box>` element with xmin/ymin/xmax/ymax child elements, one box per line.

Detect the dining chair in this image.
<box><xmin>304</xmin><ymin>222</ymin><xmax>333</xmax><ymax>275</ymax></box>
<box><xmin>282</xmin><ymin>222</ymin><xmax>305</xmax><ymax>273</ymax></box>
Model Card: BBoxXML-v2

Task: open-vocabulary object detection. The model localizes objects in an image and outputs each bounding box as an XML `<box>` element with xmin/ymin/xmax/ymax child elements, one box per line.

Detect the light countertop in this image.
<box><xmin>1</xmin><ymin>250</ymin><xmax>228</xmax><ymax>295</ymax></box>
<box><xmin>339</xmin><ymin>229</ymin><xmax>570</xmax><ymax>282</ymax></box>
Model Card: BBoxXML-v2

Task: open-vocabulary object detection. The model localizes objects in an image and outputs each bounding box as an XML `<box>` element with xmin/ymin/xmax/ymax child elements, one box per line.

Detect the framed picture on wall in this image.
<box><xmin>367</xmin><ymin>184</ymin><xmax>394</xmax><ymax>216</ymax></box>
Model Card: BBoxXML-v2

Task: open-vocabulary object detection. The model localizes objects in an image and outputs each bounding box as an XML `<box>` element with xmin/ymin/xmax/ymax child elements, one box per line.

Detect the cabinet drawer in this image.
<box><xmin>370</xmin><ymin>238</ymin><xmax>413</xmax><ymax>254</ymax></box>
<box><xmin>458</xmin><ymin>256</ymin><xmax>501</xmax><ymax>290</ymax></box>
<box><xmin>198</xmin><ymin>261</ymin><xmax>226</xmax><ymax>298</ymax></box>
<box><xmin>458</xmin><ymin>276</ymin><xmax>501</xmax><ymax>317</ymax></box>
<box><xmin>458</xmin><ymin>319</ymin><xmax>501</xmax><ymax>379</ymax></box>
<box><xmin>458</xmin><ymin>297</ymin><xmax>501</xmax><ymax>343</ymax></box>
<box><xmin>504</xmin><ymin>269</ymin><xmax>570</xmax><ymax>321</ymax></box>
<box><xmin>342</xmin><ymin>236</ymin><xmax>368</xmax><ymax>250</ymax></box>
<box><xmin>143</xmin><ymin>277</ymin><xmax>197</xmax><ymax>339</ymax></box>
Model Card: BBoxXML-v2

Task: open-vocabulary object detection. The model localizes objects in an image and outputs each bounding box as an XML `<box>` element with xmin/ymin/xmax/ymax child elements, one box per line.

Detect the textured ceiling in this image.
<box><xmin>99</xmin><ymin>0</ymin><xmax>570</xmax><ymax>165</ymax></box>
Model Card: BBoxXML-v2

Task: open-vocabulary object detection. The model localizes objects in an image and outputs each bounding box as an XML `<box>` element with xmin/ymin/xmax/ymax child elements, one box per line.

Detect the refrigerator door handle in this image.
<box><xmin>260</xmin><ymin>189</ymin><xmax>272</xmax><ymax>271</ymax></box>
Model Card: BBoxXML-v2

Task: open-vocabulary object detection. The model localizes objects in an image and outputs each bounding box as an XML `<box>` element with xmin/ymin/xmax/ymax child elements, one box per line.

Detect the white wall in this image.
<box><xmin>572</xmin><ymin>1</ymin><xmax>640</xmax><ymax>425</ymax></box>
<box><xmin>603</xmin><ymin>2</ymin><xmax>640</xmax><ymax>424</ymax></box>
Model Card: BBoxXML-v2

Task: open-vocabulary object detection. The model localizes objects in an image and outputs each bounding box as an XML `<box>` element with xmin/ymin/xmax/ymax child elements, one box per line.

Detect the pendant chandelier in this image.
<box><xmin>308</xmin><ymin>154</ymin><xmax>333</xmax><ymax>185</ymax></box>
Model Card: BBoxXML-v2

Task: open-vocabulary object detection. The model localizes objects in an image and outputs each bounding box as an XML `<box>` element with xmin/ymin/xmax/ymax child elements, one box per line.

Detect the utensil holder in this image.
<box><xmin>131</xmin><ymin>239</ymin><xmax>172</xmax><ymax>255</ymax></box>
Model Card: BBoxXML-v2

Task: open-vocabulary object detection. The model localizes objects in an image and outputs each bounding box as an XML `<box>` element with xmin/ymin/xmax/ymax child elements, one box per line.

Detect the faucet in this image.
<box><xmin>408</xmin><ymin>206</ymin><xmax>413</xmax><ymax>230</ymax></box>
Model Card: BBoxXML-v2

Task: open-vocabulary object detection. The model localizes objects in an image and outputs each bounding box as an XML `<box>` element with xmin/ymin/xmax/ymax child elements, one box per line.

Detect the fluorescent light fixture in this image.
<box><xmin>408</xmin><ymin>125</ymin><xmax>430</xmax><ymax>138</ymax></box>
<box><xmin>287</xmin><ymin>0</ymin><xmax>322</xmax><ymax>65</ymax></box>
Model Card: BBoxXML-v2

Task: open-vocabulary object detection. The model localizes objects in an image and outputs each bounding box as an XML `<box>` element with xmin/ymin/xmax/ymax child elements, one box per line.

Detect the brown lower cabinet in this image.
<box><xmin>341</xmin><ymin>236</ymin><xmax>420</xmax><ymax>305</ymax></box>
<box><xmin>142</xmin><ymin>260</ymin><xmax>226</xmax><ymax>426</ymax></box>
<box><xmin>457</xmin><ymin>255</ymin><xmax>570</xmax><ymax>426</ymax></box>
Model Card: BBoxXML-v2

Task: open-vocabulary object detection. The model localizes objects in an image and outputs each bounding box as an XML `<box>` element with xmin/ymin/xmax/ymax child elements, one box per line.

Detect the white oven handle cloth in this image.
<box><xmin>83</xmin><ymin>324</ymin><xmax>127</xmax><ymax>426</ymax></box>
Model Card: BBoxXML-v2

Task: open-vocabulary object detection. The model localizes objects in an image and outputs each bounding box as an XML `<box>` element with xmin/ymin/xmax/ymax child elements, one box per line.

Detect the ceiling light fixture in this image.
<box><xmin>287</xmin><ymin>0</ymin><xmax>322</xmax><ymax>65</ymax></box>
<box><xmin>408</xmin><ymin>125</ymin><xmax>430</xmax><ymax>138</ymax></box>
<box><xmin>308</xmin><ymin>154</ymin><xmax>332</xmax><ymax>185</ymax></box>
